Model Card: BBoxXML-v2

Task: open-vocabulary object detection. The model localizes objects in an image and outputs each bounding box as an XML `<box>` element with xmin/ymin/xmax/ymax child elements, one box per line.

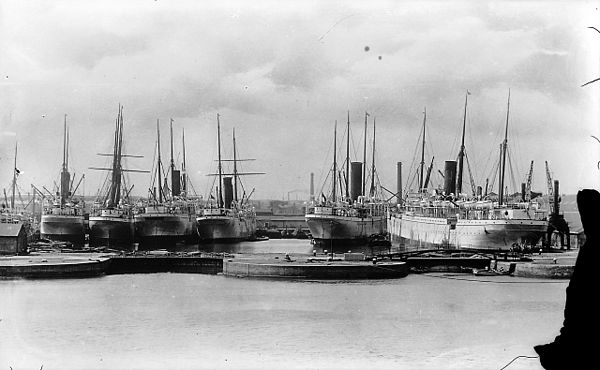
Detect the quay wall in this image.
<box><xmin>107</xmin><ymin>256</ymin><xmax>223</xmax><ymax>274</ymax></box>
<box><xmin>496</xmin><ymin>261</ymin><xmax>574</xmax><ymax>279</ymax></box>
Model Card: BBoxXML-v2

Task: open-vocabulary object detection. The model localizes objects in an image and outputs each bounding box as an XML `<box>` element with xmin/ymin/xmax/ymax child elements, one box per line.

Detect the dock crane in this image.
<box><xmin>545</xmin><ymin>161</ymin><xmax>570</xmax><ymax>249</ymax></box>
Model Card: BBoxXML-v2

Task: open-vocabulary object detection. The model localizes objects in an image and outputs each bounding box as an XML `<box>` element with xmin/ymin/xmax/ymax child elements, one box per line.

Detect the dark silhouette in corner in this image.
<box><xmin>534</xmin><ymin>189</ymin><xmax>600</xmax><ymax>369</ymax></box>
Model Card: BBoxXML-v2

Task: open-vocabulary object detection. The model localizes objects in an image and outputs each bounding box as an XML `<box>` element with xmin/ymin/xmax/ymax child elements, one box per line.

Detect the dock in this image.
<box><xmin>0</xmin><ymin>252</ymin><xmax>223</xmax><ymax>279</ymax></box>
<box><xmin>0</xmin><ymin>253</ymin><xmax>111</xmax><ymax>279</ymax></box>
<box><xmin>107</xmin><ymin>253</ymin><xmax>223</xmax><ymax>274</ymax></box>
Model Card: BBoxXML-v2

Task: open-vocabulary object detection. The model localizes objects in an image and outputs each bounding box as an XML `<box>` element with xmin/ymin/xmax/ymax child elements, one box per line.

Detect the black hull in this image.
<box><xmin>89</xmin><ymin>218</ymin><xmax>135</xmax><ymax>250</ymax></box>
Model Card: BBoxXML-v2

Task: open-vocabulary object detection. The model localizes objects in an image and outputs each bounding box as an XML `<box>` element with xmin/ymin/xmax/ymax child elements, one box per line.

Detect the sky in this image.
<box><xmin>1</xmin><ymin>0</ymin><xmax>599</xmax><ymax>202</ymax></box>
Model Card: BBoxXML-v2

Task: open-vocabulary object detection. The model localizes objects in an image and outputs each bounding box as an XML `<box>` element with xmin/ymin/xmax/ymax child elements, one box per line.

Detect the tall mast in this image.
<box><xmin>233</xmin><ymin>128</ymin><xmax>238</xmax><ymax>203</ymax></box>
<box><xmin>170</xmin><ymin>118</ymin><xmax>175</xmax><ymax>183</ymax></box>
<box><xmin>345</xmin><ymin>111</ymin><xmax>350</xmax><ymax>200</ymax></box>
<box><xmin>419</xmin><ymin>107</ymin><xmax>426</xmax><ymax>192</ymax></box>
<box><xmin>332</xmin><ymin>121</ymin><xmax>337</xmax><ymax>203</ymax></box>
<box><xmin>362</xmin><ymin>111</ymin><xmax>368</xmax><ymax>195</ymax></box>
<box><xmin>217</xmin><ymin>113</ymin><xmax>223</xmax><ymax>208</ymax></box>
<box><xmin>456</xmin><ymin>91</ymin><xmax>468</xmax><ymax>194</ymax></box>
<box><xmin>10</xmin><ymin>142</ymin><xmax>17</xmax><ymax>210</ymax></box>
<box><xmin>60</xmin><ymin>114</ymin><xmax>69</xmax><ymax>206</ymax></box>
<box><xmin>182</xmin><ymin>128</ymin><xmax>187</xmax><ymax>195</ymax></box>
<box><xmin>63</xmin><ymin>114</ymin><xmax>68</xmax><ymax>173</ymax></box>
<box><xmin>499</xmin><ymin>89</ymin><xmax>510</xmax><ymax>205</ymax></box>
<box><xmin>370</xmin><ymin>116</ymin><xmax>376</xmax><ymax>197</ymax></box>
<box><xmin>108</xmin><ymin>105</ymin><xmax>120</xmax><ymax>207</ymax></box>
<box><xmin>156</xmin><ymin>119</ymin><xmax>163</xmax><ymax>203</ymax></box>
<box><xmin>115</xmin><ymin>105</ymin><xmax>123</xmax><ymax>205</ymax></box>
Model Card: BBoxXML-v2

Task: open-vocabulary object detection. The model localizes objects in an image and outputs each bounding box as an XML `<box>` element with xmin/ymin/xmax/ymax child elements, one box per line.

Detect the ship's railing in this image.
<box><xmin>43</xmin><ymin>206</ymin><xmax>83</xmax><ymax>216</ymax></box>
<box><xmin>202</xmin><ymin>208</ymin><xmax>227</xmax><ymax>216</ymax></box>
<box><xmin>313</xmin><ymin>206</ymin><xmax>334</xmax><ymax>215</ymax></box>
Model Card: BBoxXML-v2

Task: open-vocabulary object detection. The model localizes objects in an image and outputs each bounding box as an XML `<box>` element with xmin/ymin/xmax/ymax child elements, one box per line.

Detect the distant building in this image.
<box><xmin>0</xmin><ymin>222</ymin><xmax>28</xmax><ymax>255</ymax></box>
<box><xmin>252</xmin><ymin>200</ymin><xmax>309</xmax><ymax>232</ymax></box>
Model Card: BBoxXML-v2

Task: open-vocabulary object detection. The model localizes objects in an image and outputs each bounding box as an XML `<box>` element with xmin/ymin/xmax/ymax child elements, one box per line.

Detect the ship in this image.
<box><xmin>134</xmin><ymin>118</ymin><xmax>196</xmax><ymax>249</ymax></box>
<box><xmin>40</xmin><ymin>115</ymin><xmax>86</xmax><ymax>248</ymax></box>
<box><xmin>388</xmin><ymin>91</ymin><xmax>548</xmax><ymax>252</ymax></box>
<box><xmin>305</xmin><ymin>112</ymin><xmax>388</xmax><ymax>254</ymax></box>
<box><xmin>196</xmin><ymin>114</ymin><xmax>261</xmax><ymax>242</ymax></box>
<box><xmin>1</xmin><ymin>141</ymin><xmax>36</xmax><ymax>254</ymax></box>
<box><xmin>88</xmin><ymin>106</ymin><xmax>148</xmax><ymax>249</ymax></box>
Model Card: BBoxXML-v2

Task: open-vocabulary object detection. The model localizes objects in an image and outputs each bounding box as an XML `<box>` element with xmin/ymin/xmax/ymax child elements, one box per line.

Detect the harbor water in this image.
<box><xmin>1</xmin><ymin>240</ymin><xmax>566</xmax><ymax>370</ymax></box>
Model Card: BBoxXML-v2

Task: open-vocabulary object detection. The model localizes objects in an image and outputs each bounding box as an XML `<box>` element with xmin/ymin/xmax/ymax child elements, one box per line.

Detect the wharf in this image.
<box><xmin>380</xmin><ymin>249</ymin><xmax>577</xmax><ymax>279</ymax></box>
<box><xmin>223</xmin><ymin>253</ymin><xmax>409</xmax><ymax>279</ymax></box>
<box><xmin>494</xmin><ymin>250</ymin><xmax>577</xmax><ymax>279</ymax></box>
<box><xmin>1</xmin><ymin>252</ymin><xmax>224</xmax><ymax>278</ymax></box>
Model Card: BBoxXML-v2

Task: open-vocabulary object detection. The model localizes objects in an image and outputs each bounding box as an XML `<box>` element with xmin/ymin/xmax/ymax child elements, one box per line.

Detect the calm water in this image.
<box><xmin>1</xmin><ymin>240</ymin><xmax>567</xmax><ymax>370</ymax></box>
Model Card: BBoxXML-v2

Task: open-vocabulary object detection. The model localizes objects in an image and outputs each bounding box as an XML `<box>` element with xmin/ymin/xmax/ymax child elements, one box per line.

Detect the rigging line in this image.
<box><xmin>407</xmin><ymin>125</ymin><xmax>424</xmax><ymax>192</ymax></box>
<box><xmin>316</xmin><ymin>125</ymin><xmax>335</xmax><ymax>199</ymax></box>
<box><xmin>499</xmin><ymin>355</ymin><xmax>539</xmax><ymax>370</ymax></box>
<box><xmin>506</xmin><ymin>149</ymin><xmax>515</xmax><ymax>195</ymax></box>
<box><xmin>149</xmin><ymin>139</ymin><xmax>158</xmax><ymax>198</ymax></box>
<box><xmin>489</xmin><ymin>155</ymin><xmax>500</xmax><ymax>195</ymax></box>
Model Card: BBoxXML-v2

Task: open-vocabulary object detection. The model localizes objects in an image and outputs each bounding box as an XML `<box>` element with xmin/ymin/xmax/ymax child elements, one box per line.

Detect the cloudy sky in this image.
<box><xmin>1</xmin><ymin>0</ymin><xmax>599</xmax><ymax>202</ymax></box>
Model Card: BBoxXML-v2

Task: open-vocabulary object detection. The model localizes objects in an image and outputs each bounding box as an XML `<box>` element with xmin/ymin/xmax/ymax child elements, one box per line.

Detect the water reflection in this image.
<box><xmin>196</xmin><ymin>239</ymin><xmax>314</xmax><ymax>254</ymax></box>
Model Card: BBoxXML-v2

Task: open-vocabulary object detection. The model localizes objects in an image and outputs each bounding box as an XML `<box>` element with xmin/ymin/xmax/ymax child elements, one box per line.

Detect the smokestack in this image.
<box><xmin>476</xmin><ymin>185</ymin><xmax>482</xmax><ymax>198</ymax></box>
<box><xmin>171</xmin><ymin>169</ymin><xmax>181</xmax><ymax>197</ymax></box>
<box><xmin>397</xmin><ymin>162</ymin><xmax>403</xmax><ymax>205</ymax></box>
<box><xmin>310</xmin><ymin>172</ymin><xmax>314</xmax><ymax>200</ymax></box>
<box><xmin>444</xmin><ymin>160</ymin><xmax>457</xmax><ymax>196</ymax></box>
<box><xmin>223</xmin><ymin>177</ymin><xmax>233</xmax><ymax>209</ymax></box>
<box><xmin>350</xmin><ymin>162</ymin><xmax>363</xmax><ymax>201</ymax></box>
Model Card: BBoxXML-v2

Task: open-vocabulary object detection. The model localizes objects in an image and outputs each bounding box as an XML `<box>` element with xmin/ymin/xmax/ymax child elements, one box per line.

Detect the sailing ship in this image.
<box><xmin>387</xmin><ymin>91</ymin><xmax>548</xmax><ymax>252</ymax></box>
<box><xmin>134</xmin><ymin>119</ymin><xmax>196</xmax><ymax>249</ymax></box>
<box><xmin>39</xmin><ymin>115</ymin><xmax>86</xmax><ymax>248</ymax></box>
<box><xmin>88</xmin><ymin>106</ymin><xmax>147</xmax><ymax>249</ymax></box>
<box><xmin>305</xmin><ymin>112</ymin><xmax>388</xmax><ymax>253</ymax></box>
<box><xmin>196</xmin><ymin>114</ymin><xmax>260</xmax><ymax>242</ymax></box>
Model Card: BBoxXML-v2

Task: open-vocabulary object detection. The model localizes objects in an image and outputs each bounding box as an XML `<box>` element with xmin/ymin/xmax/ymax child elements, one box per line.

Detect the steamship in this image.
<box><xmin>388</xmin><ymin>92</ymin><xmax>548</xmax><ymax>252</ymax></box>
<box><xmin>88</xmin><ymin>106</ymin><xmax>147</xmax><ymax>249</ymax></box>
<box><xmin>305</xmin><ymin>113</ymin><xmax>388</xmax><ymax>253</ymax></box>
<box><xmin>40</xmin><ymin>115</ymin><xmax>86</xmax><ymax>248</ymax></box>
<box><xmin>134</xmin><ymin>119</ymin><xmax>196</xmax><ymax>249</ymax></box>
<box><xmin>196</xmin><ymin>114</ymin><xmax>260</xmax><ymax>242</ymax></box>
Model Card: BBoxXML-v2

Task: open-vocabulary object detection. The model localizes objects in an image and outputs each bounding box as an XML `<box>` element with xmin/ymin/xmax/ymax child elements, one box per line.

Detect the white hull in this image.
<box><xmin>388</xmin><ymin>213</ymin><xmax>547</xmax><ymax>251</ymax></box>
